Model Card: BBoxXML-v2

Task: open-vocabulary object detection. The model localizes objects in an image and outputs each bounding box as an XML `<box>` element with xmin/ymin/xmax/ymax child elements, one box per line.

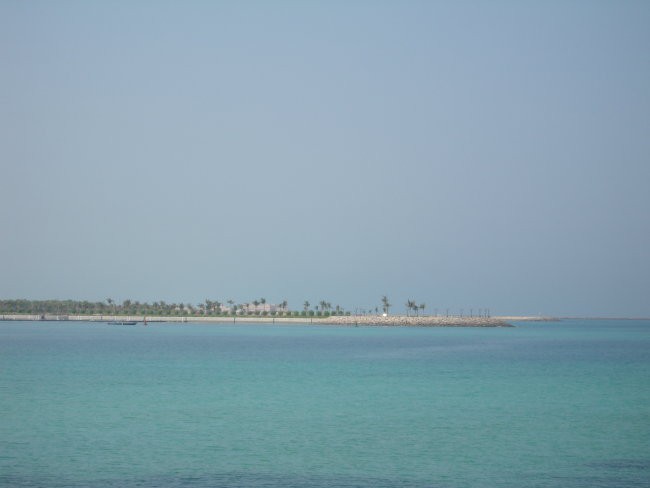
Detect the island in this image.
<box><xmin>0</xmin><ymin>299</ymin><xmax>561</xmax><ymax>327</ymax></box>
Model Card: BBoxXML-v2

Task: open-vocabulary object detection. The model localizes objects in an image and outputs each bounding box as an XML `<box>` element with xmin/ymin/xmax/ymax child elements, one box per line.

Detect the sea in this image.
<box><xmin>1</xmin><ymin>319</ymin><xmax>649</xmax><ymax>488</ymax></box>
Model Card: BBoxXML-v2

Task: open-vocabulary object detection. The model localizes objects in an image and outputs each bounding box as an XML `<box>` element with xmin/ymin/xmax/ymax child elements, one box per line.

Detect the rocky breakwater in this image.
<box><xmin>318</xmin><ymin>315</ymin><xmax>512</xmax><ymax>327</ymax></box>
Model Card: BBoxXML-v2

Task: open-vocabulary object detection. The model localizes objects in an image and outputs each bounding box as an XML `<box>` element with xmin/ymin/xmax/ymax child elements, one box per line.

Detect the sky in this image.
<box><xmin>1</xmin><ymin>1</ymin><xmax>649</xmax><ymax>317</ymax></box>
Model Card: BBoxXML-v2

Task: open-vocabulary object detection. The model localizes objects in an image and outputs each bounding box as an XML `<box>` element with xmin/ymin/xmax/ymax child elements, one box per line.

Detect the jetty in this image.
<box><xmin>319</xmin><ymin>315</ymin><xmax>512</xmax><ymax>327</ymax></box>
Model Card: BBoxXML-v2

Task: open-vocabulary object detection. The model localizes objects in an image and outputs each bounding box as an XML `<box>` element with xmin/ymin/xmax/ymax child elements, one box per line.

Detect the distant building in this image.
<box><xmin>243</xmin><ymin>303</ymin><xmax>288</xmax><ymax>314</ymax></box>
<box><xmin>219</xmin><ymin>303</ymin><xmax>288</xmax><ymax>314</ymax></box>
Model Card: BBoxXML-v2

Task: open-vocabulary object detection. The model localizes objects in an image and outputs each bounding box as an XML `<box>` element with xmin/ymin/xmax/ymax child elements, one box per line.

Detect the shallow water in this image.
<box><xmin>1</xmin><ymin>320</ymin><xmax>649</xmax><ymax>487</ymax></box>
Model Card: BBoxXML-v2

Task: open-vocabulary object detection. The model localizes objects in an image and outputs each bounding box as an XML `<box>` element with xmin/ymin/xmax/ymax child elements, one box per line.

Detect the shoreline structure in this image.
<box><xmin>0</xmin><ymin>314</ymin><xmax>560</xmax><ymax>327</ymax></box>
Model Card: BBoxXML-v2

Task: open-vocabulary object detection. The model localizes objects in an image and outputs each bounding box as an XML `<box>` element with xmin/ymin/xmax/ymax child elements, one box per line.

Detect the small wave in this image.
<box><xmin>586</xmin><ymin>459</ymin><xmax>650</xmax><ymax>470</ymax></box>
<box><xmin>0</xmin><ymin>472</ymin><xmax>443</xmax><ymax>488</ymax></box>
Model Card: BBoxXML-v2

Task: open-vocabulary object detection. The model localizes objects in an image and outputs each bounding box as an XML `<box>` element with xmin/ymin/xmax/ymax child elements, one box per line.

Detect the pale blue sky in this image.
<box><xmin>1</xmin><ymin>1</ymin><xmax>649</xmax><ymax>316</ymax></box>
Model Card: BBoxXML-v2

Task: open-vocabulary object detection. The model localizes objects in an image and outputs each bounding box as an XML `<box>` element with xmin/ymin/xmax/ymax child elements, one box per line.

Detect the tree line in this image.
<box><xmin>0</xmin><ymin>298</ymin><xmax>351</xmax><ymax>318</ymax></box>
<box><xmin>0</xmin><ymin>297</ymin><xmax>490</xmax><ymax>318</ymax></box>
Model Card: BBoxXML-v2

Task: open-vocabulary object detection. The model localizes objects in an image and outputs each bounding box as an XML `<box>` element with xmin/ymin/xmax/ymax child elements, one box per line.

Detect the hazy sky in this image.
<box><xmin>2</xmin><ymin>1</ymin><xmax>649</xmax><ymax>316</ymax></box>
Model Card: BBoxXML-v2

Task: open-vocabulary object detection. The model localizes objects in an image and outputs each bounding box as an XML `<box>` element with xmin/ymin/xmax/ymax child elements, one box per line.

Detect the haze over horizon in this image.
<box><xmin>2</xmin><ymin>1</ymin><xmax>649</xmax><ymax>317</ymax></box>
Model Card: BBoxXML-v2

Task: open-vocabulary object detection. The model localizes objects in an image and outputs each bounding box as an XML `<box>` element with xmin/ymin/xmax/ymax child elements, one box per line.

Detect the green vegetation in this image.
<box><xmin>0</xmin><ymin>298</ymin><xmax>348</xmax><ymax>318</ymax></box>
<box><xmin>1</xmin><ymin>296</ymin><xmax>465</xmax><ymax>319</ymax></box>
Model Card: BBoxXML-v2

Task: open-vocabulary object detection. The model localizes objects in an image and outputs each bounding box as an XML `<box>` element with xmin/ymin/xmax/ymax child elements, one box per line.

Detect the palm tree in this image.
<box><xmin>381</xmin><ymin>295</ymin><xmax>391</xmax><ymax>315</ymax></box>
<box><xmin>106</xmin><ymin>298</ymin><xmax>115</xmax><ymax>316</ymax></box>
<box><xmin>419</xmin><ymin>303</ymin><xmax>426</xmax><ymax>316</ymax></box>
<box><xmin>405</xmin><ymin>300</ymin><xmax>415</xmax><ymax>317</ymax></box>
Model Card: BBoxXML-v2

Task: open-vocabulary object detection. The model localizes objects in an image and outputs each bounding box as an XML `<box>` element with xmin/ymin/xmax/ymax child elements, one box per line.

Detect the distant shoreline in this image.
<box><xmin>0</xmin><ymin>314</ymin><xmax>562</xmax><ymax>327</ymax></box>
<box><xmin>557</xmin><ymin>316</ymin><xmax>650</xmax><ymax>321</ymax></box>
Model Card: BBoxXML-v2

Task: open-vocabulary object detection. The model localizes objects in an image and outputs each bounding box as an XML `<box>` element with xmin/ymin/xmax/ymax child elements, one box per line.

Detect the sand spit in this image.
<box><xmin>496</xmin><ymin>316</ymin><xmax>559</xmax><ymax>322</ymax></box>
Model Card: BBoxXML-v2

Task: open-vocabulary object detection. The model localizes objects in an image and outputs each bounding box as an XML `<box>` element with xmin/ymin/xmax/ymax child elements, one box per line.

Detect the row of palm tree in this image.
<box><xmin>0</xmin><ymin>298</ymin><xmax>348</xmax><ymax>317</ymax></box>
<box><xmin>405</xmin><ymin>300</ymin><xmax>426</xmax><ymax>317</ymax></box>
<box><xmin>380</xmin><ymin>296</ymin><xmax>491</xmax><ymax>318</ymax></box>
<box><xmin>1</xmin><ymin>298</ymin><xmax>491</xmax><ymax>318</ymax></box>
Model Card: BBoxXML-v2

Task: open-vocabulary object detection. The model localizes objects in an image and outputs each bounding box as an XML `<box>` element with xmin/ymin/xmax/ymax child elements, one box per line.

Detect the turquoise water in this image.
<box><xmin>1</xmin><ymin>320</ymin><xmax>649</xmax><ymax>487</ymax></box>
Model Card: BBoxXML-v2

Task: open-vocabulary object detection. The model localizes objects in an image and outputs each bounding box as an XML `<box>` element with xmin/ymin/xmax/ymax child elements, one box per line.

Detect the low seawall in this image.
<box><xmin>320</xmin><ymin>315</ymin><xmax>511</xmax><ymax>327</ymax></box>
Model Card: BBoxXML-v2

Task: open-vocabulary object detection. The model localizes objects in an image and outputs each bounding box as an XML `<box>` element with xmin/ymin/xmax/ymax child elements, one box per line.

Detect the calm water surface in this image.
<box><xmin>1</xmin><ymin>320</ymin><xmax>649</xmax><ymax>487</ymax></box>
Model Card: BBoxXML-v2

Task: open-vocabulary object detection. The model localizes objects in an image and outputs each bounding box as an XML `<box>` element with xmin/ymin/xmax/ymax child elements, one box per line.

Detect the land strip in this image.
<box><xmin>0</xmin><ymin>314</ymin><xmax>514</xmax><ymax>327</ymax></box>
<box><xmin>496</xmin><ymin>316</ymin><xmax>559</xmax><ymax>322</ymax></box>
